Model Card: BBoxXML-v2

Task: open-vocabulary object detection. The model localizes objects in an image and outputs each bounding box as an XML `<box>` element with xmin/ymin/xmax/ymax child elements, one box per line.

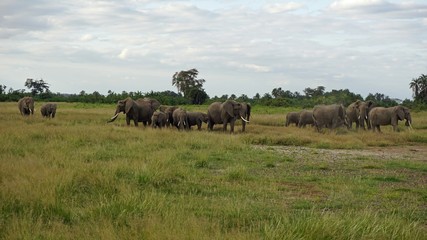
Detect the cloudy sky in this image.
<box><xmin>1</xmin><ymin>0</ymin><xmax>426</xmax><ymax>100</ymax></box>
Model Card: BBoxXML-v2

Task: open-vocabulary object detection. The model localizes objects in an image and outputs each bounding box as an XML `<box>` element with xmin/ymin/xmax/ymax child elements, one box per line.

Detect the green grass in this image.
<box><xmin>0</xmin><ymin>102</ymin><xmax>426</xmax><ymax>239</ymax></box>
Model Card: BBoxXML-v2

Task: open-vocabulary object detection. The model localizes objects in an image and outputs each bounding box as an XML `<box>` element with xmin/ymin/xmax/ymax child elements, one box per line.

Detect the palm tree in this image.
<box><xmin>410</xmin><ymin>74</ymin><xmax>427</xmax><ymax>103</ymax></box>
<box><xmin>409</xmin><ymin>78</ymin><xmax>419</xmax><ymax>98</ymax></box>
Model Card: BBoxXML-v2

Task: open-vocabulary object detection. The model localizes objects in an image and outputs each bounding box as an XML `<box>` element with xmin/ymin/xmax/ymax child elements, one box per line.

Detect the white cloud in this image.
<box><xmin>263</xmin><ymin>2</ymin><xmax>304</xmax><ymax>13</ymax></box>
<box><xmin>0</xmin><ymin>0</ymin><xmax>425</xmax><ymax>99</ymax></box>
<box><xmin>80</xmin><ymin>34</ymin><xmax>95</xmax><ymax>41</ymax></box>
<box><xmin>330</xmin><ymin>0</ymin><xmax>385</xmax><ymax>10</ymax></box>
<box><xmin>118</xmin><ymin>48</ymin><xmax>129</xmax><ymax>60</ymax></box>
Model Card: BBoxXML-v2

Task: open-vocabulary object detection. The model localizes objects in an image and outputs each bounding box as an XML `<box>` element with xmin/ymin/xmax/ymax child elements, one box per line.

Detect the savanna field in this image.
<box><xmin>0</xmin><ymin>102</ymin><xmax>426</xmax><ymax>239</ymax></box>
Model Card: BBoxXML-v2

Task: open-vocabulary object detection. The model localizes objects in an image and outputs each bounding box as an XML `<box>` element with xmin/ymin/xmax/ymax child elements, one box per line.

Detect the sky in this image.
<box><xmin>1</xmin><ymin>0</ymin><xmax>426</xmax><ymax>100</ymax></box>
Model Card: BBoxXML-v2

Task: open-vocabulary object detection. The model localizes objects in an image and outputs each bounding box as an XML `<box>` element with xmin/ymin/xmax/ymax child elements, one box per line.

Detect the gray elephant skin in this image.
<box><xmin>207</xmin><ymin>100</ymin><xmax>249</xmax><ymax>133</ymax></box>
<box><xmin>108</xmin><ymin>97</ymin><xmax>161</xmax><ymax>126</ymax></box>
<box><xmin>369</xmin><ymin>106</ymin><xmax>412</xmax><ymax>132</ymax></box>
<box><xmin>172</xmin><ymin>108</ymin><xmax>189</xmax><ymax>130</ymax></box>
<box><xmin>187</xmin><ymin>111</ymin><xmax>208</xmax><ymax>130</ymax></box>
<box><xmin>312</xmin><ymin>104</ymin><xmax>347</xmax><ymax>132</ymax></box>
<box><xmin>285</xmin><ymin>111</ymin><xmax>300</xmax><ymax>127</ymax></box>
<box><xmin>18</xmin><ymin>97</ymin><xmax>35</xmax><ymax>116</ymax></box>
<box><xmin>40</xmin><ymin>103</ymin><xmax>57</xmax><ymax>118</ymax></box>
<box><xmin>298</xmin><ymin>110</ymin><xmax>314</xmax><ymax>128</ymax></box>
<box><xmin>151</xmin><ymin>111</ymin><xmax>167</xmax><ymax>128</ymax></box>
<box><xmin>346</xmin><ymin>100</ymin><xmax>374</xmax><ymax>130</ymax></box>
<box><xmin>161</xmin><ymin>106</ymin><xmax>179</xmax><ymax>127</ymax></box>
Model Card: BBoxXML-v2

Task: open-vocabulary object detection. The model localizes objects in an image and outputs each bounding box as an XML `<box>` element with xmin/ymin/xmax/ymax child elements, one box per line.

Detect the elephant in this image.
<box><xmin>18</xmin><ymin>96</ymin><xmax>35</xmax><ymax>116</ymax></box>
<box><xmin>161</xmin><ymin>106</ymin><xmax>179</xmax><ymax>127</ymax></box>
<box><xmin>40</xmin><ymin>103</ymin><xmax>57</xmax><ymax>118</ymax></box>
<box><xmin>285</xmin><ymin>112</ymin><xmax>300</xmax><ymax>127</ymax></box>
<box><xmin>207</xmin><ymin>100</ymin><xmax>249</xmax><ymax>133</ymax></box>
<box><xmin>298</xmin><ymin>110</ymin><xmax>314</xmax><ymax>128</ymax></box>
<box><xmin>159</xmin><ymin>105</ymin><xmax>169</xmax><ymax>112</ymax></box>
<box><xmin>172</xmin><ymin>108</ymin><xmax>189</xmax><ymax>130</ymax></box>
<box><xmin>357</xmin><ymin>100</ymin><xmax>374</xmax><ymax>130</ymax></box>
<box><xmin>346</xmin><ymin>100</ymin><xmax>374</xmax><ymax>130</ymax></box>
<box><xmin>369</xmin><ymin>106</ymin><xmax>413</xmax><ymax>132</ymax></box>
<box><xmin>240</xmin><ymin>102</ymin><xmax>251</xmax><ymax>132</ymax></box>
<box><xmin>312</xmin><ymin>104</ymin><xmax>348</xmax><ymax>132</ymax></box>
<box><xmin>151</xmin><ymin>111</ymin><xmax>167</xmax><ymax>129</ymax></box>
<box><xmin>108</xmin><ymin>97</ymin><xmax>161</xmax><ymax>126</ymax></box>
<box><xmin>187</xmin><ymin>111</ymin><xmax>209</xmax><ymax>130</ymax></box>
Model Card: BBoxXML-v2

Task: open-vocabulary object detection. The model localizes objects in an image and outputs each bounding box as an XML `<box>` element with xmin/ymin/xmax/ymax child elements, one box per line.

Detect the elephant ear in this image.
<box><xmin>339</xmin><ymin>105</ymin><xmax>345</xmax><ymax>119</ymax></box>
<box><xmin>367</xmin><ymin>100</ymin><xmax>374</xmax><ymax>108</ymax></box>
<box><xmin>246</xmin><ymin>103</ymin><xmax>252</xmax><ymax>121</ymax></box>
<box><xmin>223</xmin><ymin>101</ymin><xmax>235</xmax><ymax>117</ymax></box>
<box><xmin>124</xmin><ymin>98</ymin><xmax>134</xmax><ymax>114</ymax></box>
<box><xmin>395</xmin><ymin>106</ymin><xmax>405</xmax><ymax>120</ymax></box>
<box><xmin>354</xmin><ymin>100</ymin><xmax>362</xmax><ymax>107</ymax></box>
<box><xmin>150</xmin><ymin>99</ymin><xmax>161</xmax><ymax>111</ymax></box>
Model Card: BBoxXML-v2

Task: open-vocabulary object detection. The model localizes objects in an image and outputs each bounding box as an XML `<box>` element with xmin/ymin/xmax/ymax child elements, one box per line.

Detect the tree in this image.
<box><xmin>0</xmin><ymin>84</ymin><xmax>6</xmax><ymax>95</ymax></box>
<box><xmin>366</xmin><ymin>93</ymin><xmax>397</xmax><ymax>107</ymax></box>
<box><xmin>271</xmin><ymin>87</ymin><xmax>285</xmax><ymax>98</ymax></box>
<box><xmin>410</xmin><ymin>74</ymin><xmax>427</xmax><ymax>103</ymax></box>
<box><xmin>25</xmin><ymin>78</ymin><xmax>50</xmax><ymax>96</ymax></box>
<box><xmin>303</xmin><ymin>86</ymin><xmax>325</xmax><ymax>98</ymax></box>
<box><xmin>237</xmin><ymin>94</ymin><xmax>249</xmax><ymax>102</ymax></box>
<box><xmin>172</xmin><ymin>68</ymin><xmax>208</xmax><ymax>104</ymax></box>
<box><xmin>187</xmin><ymin>88</ymin><xmax>209</xmax><ymax>104</ymax></box>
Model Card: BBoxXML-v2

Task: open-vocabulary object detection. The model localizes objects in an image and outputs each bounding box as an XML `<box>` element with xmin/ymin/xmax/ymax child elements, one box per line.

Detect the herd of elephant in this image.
<box><xmin>18</xmin><ymin>97</ymin><xmax>57</xmax><ymax>118</ymax></box>
<box><xmin>106</xmin><ymin>97</ymin><xmax>251</xmax><ymax>133</ymax></box>
<box><xmin>18</xmin><ymin>96</ymin><xmax>413</xmax><ymax>133</ymax></box>
<box><xmin>285</xmin><ymin>100</ymin><xmax>413</xmax><ymax>132</ymax></box>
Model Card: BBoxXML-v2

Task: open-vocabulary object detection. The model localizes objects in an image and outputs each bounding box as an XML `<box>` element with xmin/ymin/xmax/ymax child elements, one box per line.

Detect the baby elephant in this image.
<box><xmin>285</xmin><ymin>111</ymin><xmax>300</xmax><ymax>127</ymax></box>
<box><xmin>40</xmin><ymin>103</ymin><xmax>57</xmax><ymax>118</ymax></box>
<box><xmin>298</xmin><ymin>110</ymin><xmax>314</xmax><ymax>128</ymax></box>
<box><xmin>187</xmin><ymin>112</ymin><xmax>209</xmax><ymax>130</ymax></box>
<box><xmin>151</xmin><ymin>111</ymin><xmax>168</xmax><ymax>129</ymax></box>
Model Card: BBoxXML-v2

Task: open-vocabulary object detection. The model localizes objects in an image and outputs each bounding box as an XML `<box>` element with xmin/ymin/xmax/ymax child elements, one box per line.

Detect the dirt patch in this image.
<box><xmin>253</xmin><ymin>145</ymin><xmax>427</xmax><ymax>162</ymax></box>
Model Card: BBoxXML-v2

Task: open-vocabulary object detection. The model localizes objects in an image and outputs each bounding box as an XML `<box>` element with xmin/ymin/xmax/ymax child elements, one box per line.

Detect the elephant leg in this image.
<box><xmin>229</xmin><ymin>119</ymin><xmax>236</xmax><ymax>133</ymax></box>
<box><xmin>126</xmin><ymin>116</ymin><xmax>131</xmax><ymax>126</ymax></box>
<box><xmin>392</xmin><ymin>124</ymin><xmax>397</xmax><ymax>132</ymax></box>
<box><xmin>223</xmin><ymin>121</ymin><xmax>228</xmax><ymax>132</ymax></box>
<box><xmin>242</xmin><ymin>122</ymin><xmax>246</xmax><ymax>132</ymax></box>
<box><xmin>208</xmin><ymin>122</ymin><xmax>214</xmax><ymax>131</ymax></box>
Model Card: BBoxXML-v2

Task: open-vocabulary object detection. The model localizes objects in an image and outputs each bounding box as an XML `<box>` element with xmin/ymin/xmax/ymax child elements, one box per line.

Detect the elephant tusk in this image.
<box><xmin>108</xmin><ymin>113</ymin><xmax>119</xmax><ymax>123</ymax></box>
<box><xmin>112</xmin><ymin>113</ymin><xmax>119</xmax><ymax>119</ymax></box>
<box><xmin>409</xmin><ymin>121</ymin><xmax>413</xmax><ymax>130</ymax></box>
<box><xmin>241</xmin><ymin>116</ymin><xmax>250</xmax><ymax>123</ymax></box>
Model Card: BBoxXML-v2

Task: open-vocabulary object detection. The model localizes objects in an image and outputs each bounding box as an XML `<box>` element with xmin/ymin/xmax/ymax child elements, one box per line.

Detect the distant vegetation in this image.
<box><xmin>1</xmin><ymin>72</ymin><xmax>426</xmax><ymax>110</ymax></box>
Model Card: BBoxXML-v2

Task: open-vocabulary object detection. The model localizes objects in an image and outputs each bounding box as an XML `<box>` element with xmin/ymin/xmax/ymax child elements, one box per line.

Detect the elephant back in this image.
<box><xmin>207</xmin><ymin>102</ymin><xmax>223</xmax><ymax>124</ymax></box>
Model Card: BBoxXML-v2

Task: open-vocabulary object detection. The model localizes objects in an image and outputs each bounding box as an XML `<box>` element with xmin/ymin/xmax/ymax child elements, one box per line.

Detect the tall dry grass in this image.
<box><xmin>0</xmin><ymin>102</ymin><xmax>426</xmax><ymax>239</ymax></box>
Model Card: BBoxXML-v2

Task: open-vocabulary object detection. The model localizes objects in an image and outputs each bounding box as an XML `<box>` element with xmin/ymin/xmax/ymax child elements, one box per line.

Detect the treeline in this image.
<box><xmin>1</xmin><ymin>86</ymin><xmax>423</xmax><ymax>110</ymax></box>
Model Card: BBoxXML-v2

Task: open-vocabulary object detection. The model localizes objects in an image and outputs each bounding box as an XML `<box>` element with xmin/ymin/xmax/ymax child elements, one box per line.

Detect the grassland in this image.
<box><xmin>0</xmin><ymin>102</ymin><xmax>426</xmax><ymax>239</ymax></box>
